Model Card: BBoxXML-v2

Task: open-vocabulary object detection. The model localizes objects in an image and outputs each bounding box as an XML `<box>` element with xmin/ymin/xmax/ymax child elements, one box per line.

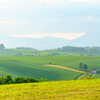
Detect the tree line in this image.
<box><xmin>0</xmin><ymin>75</ymin><xmax>49</xmax><ymax>85</ymax></box>
<box><xmin>56</xmin><ymin>46</ymin><xmax>100</xmax><ymax>54</ymax></box>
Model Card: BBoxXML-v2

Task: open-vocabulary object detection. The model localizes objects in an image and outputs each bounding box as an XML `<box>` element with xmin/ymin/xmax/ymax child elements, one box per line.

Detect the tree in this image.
<box><xmin>4</xmin><ymin>74</ymin><xmax>13</xmax><ymax>84</ymax></box>
<box><xmin>83</xmin><ymin>64</ymin><xmax>88</xmax><ymax>71</ymax></box>
<box><xmin>14</xmin><ymin>77</ymin><xmax>25</xmax><ymax>83</ymax></box>
<box><xmin>79</xmin><ymin>62</ymin><xmax>83</xmax><ymax>69</ymax></box>
<box><xmin>0</xmin><ymin>76</ymin><xmax>4</xmax><ymax>84</ymax></box>
<box><xmin>0</xmin><ymin>44</ymin><xmax>5</xmax><ymax>50</ymax></box>
<box><xmin>14</xmin><ymin>77</ymin><xmax>39</xmax><ymax>83</ymax></box>
<box><xmin>26</xmin><ymin>77</ymin><xmax>39</xmax><ymax>82</ymax></box>
<box><xmin>49</xmin><ymin>62</ymin><xmax>52</xmax><ymax>64</ymax></box>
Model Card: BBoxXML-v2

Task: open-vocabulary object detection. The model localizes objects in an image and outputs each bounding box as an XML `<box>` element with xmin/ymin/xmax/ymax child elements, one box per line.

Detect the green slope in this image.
<box><xmin>0</xmin><ymin>60</ymin><xmax>80</xmax><ymax>81</ymax></box>
<box><xmin>3</xmin><ymin>55</ymin><xmax>100</xmax><ymax>71</ymax></box>
<box><xmin>0</xmin><ymin>55</ymin><xmax>100</xmax><ymax>80</ymax></box>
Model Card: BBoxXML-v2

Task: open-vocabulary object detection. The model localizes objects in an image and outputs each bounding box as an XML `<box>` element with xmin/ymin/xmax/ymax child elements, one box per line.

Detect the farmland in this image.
<box><xmin>0</xmin><ymin>59</ymin><xmax>81</xmax><ymax>81</ymax></box>
<box><xmin>0</xmin><ymin>56</ymin><xmax>100</xmax><ymax>80</ymax></box>
<box><xmin>0</xmin><ymin>79</ymin><xmax>100</xmax><ymax>100</ymax></box>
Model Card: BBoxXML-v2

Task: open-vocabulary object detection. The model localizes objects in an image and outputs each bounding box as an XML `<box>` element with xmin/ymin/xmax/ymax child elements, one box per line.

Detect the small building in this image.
<box><xmin>92</xmin><ymin>69</ymin><xmax>98</xmax><ymax>74</ymax></box>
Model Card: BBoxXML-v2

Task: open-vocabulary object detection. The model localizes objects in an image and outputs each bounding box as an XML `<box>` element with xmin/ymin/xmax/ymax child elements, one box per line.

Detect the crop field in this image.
<box><xmin>0</xmin><ymin>55</ymin><xmax>100</xmax><ymax>80</ymax></box>
<box><xmin>0</xmin><ymin>60</ymin><xmax>81</xmax><ymax>81</ymax></box>
<box><xmin>0</xmin><ymin>79</ymin><xmax>100</xmax><ymax>100</ymax></box>
<box><xmin>46</xmin><ymin>64</ymin><xmax>86</xmax><ymax>73</ymax></box>
<box><xmin>3</xmin><ymin>55</ymin><xmax>100</xmax><ymax>70</ymax></box>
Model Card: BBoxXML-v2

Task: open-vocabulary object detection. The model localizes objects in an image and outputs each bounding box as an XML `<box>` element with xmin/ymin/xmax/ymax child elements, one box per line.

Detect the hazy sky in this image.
<box><xmin>0</xmin><ymin>0</ymin><xmax>100</xmax><ymax>48</ymax></box>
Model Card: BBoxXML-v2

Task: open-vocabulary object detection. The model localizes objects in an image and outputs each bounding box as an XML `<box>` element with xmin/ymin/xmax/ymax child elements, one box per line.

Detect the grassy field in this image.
<box><xmin>0</xmin><ymin>60</ymin><xmax>81</xmax><ymax>81</ymax></box>
<box><xmin>0</xmin><ymin>55</ymin><xmax>100</xmax><ymax>80</ymax></box>
<box><xmin>3</xmin><ymin>55</ymin><xmax>100</xmax><ymax>71</ymax></box>
<box><xmin>0</xmin><ymin>79</ymin><xmax>100</xmax><ymax>100</ymax></box>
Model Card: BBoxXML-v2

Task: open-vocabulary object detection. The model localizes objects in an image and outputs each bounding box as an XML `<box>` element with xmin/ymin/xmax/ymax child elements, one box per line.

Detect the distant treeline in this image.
<box><xmin>16</xmin><ymin>47</ymin><xmax>37</xmax><ymax>50</ymax></box>
<box><xmin>0</xmin><ymin>44</ymin><xmax>37</xmax><ymax>51</ymax></box>
<box><xmin>1</xmin><ymin>43</ymin><xmax>100</xmax><ymax>55</ymax></box>
<box><xmin>0</xmin><ymin>75</ymin><xmax>49</xmax><ymax>85</ymax></box>
<box><xmin>54</xmin><ymin>46</ymin><xmax>100</xmax><ymax>54</ymax></box>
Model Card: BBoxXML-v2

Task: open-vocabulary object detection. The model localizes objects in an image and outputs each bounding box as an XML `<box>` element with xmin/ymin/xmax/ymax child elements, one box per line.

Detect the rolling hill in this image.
<box><xmin>0</xmin><ymin>56</ymin><xmax>100</xmax><ymax>80</ymax></box>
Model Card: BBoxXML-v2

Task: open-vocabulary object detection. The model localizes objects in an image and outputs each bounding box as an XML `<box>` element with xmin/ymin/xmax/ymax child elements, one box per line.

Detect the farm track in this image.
<box><xmin>77</xmin><ymin>73</ymin><xmax>96</xmax><ymax>80</ymax></box>
<box><xmin>77</xmin><ymin>73</ymin><xmax>86</xmax><ymax>80</ymax></box>
<box><xmin>46</xmin><ymin>64</ymin><xmax>86</xmax><ymax>73</ymax></box>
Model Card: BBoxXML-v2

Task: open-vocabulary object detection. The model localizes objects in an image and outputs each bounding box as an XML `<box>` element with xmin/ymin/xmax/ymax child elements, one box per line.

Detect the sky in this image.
<box><xmin>0</xmin><ymin>0</ymin><xmax>100</xmax><ymax>49</ymax></box>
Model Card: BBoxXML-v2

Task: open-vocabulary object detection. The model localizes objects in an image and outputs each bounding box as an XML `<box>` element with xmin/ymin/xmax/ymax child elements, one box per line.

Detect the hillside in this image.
<box><xmin>0</xmin><ymin>56</ymin><xmax>100</xmax><ymax>80</ymax></box>
<box><xmin>0</xmin><ymin>79</ymin><xmax>100</xmax><ymax>100</ymax></box>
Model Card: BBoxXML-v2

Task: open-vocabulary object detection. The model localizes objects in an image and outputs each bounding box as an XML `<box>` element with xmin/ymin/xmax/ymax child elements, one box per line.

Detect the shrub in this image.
<box><xmin>4</xmin><ymin>74</ymin><xmax>13</xmax><ymax>84</ymax></box>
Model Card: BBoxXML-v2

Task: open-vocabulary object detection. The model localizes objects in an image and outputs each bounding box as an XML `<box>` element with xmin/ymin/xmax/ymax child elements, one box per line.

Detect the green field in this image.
<box><xmin>0</xmin><ymin>59</ymin><xmax>81</xmax><ymax>81</ymax></box>
<box><xmin>0</xmin><ymin>79</ymin><xmax>100</xmax><ymax>100</ymax></box>
<box><xmin>0</xmin><ymin>55</ymin><xmax>100</xmax><ymax>80</ymax></box>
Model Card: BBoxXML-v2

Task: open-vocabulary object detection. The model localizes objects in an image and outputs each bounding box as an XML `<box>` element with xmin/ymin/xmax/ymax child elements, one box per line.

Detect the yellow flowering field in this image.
<box><xmin>0</xmin><ymin>79</ymin><xmax>100</xmax><ymax>100</ymax></box>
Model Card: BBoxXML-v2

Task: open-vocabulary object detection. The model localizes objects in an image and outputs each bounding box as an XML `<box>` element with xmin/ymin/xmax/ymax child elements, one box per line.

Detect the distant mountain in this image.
<box><xmin>0</xmin><ymin>33</ymin><xmax>99</xmax><ymax>50</ymax></box>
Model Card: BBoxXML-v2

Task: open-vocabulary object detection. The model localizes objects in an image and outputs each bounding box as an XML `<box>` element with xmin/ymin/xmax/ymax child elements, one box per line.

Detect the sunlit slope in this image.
<box><xmin>0</xmin><ymin>79</ymin><xmax>100</xmax><ymax>100</ymax></box>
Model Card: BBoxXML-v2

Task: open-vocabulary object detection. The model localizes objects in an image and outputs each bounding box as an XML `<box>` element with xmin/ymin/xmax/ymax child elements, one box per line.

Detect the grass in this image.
<box><xmin>0</xmin><ymin>60</ymin><xmax>80</xmax><ymax>81</ymax></box>
<box><xmin>0</xmin><ymin>79</ymin><xmax>100</xmax><ymax>100</ymax></box>
<box><xmin>3</xmin><ymin>55</ymin><xmax>100</xmax><ymax>71</ymax></box>
<box><xmin>0</xmin><ymin>55</ymin><xmax>100</xmax><ymax>80</ymax></box>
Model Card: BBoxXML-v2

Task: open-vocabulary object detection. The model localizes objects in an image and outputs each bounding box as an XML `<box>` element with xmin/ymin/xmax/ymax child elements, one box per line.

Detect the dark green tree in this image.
<box><xmin>79</xmin><ymin>62</ymin><xmax>83</xmax><ymax>69</ymax></box>
<box><xmin>83</xmin><ymin>64</ymin><xmax>88</xmax><ymax>71</ymax></box>
<box><xmin>0</xmin><ymin>44</ymin><xmax>5</xmax><ymax>50</ymax></box>
<box><xmin>14</xmin><ymin>77</ymin><xmax>25</xmax><ymax>83</ymax></box>
<box><xmin>0</xmin><ymin>76</ymin><xmax>4</xmax><ymax>84</ymax></box>
<box><xmin>4</xmin><ymin>74</ymin><xmax>13</xmax><ymax>84</ymax></box>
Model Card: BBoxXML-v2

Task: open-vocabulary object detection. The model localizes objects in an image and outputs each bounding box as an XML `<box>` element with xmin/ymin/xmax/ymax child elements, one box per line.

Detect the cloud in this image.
<box><xmin>0</xmin><ymin>0</ymin><xmax>13</xmax><ymax>2</ymax></box>
<box><xmin>69</xmin><ymin>0</ymin><xmax>96</xmax><ymax>4</ymax></box>
<box><xmin>37</xmin><ymin>0</ymin><xmax>100</xmax><ymax>4</ymax></box>
<box><xmin>0</xmin><ymin>0</ymin><xmax>99</xmax><ymax>5</ymax></box>
<box><xmin>10</xmin><ymin>32</ymin><xmax>86</xmax><ymax>40</ymax></box>
<box><xmin>38</xmin><ymin>0</ymin><xmax>57</xmax><ymax>4</ymax></box>
<box><xmin>87</xmin><ymin>16</ymin><xmax>94</xmax><ymax>20</ymax></box>
<box><xmin>87</xmin><ymin>16</ymin><xmax>100</xmax><ymax>22</ymax></box>
<box><xmin>0</xmin><ymin>20</ymin><xmax>16</xmax><ymax>26</ymax></box>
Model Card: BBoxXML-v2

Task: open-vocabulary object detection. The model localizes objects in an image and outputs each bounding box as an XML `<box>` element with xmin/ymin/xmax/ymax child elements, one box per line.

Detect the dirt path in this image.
<box><xmin>77</xmin><ymin>73</ymin><xmax>95</xmax><ymax>80</ymax></box>
<box><xmin>46</xmin><ymin>64</ymin><xmax>86</xmax><ymax>73</ymax></box>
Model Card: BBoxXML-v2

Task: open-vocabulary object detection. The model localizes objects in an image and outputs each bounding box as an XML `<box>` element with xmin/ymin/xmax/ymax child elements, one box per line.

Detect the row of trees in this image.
<box><xmin>16</xmin><ymin>47</ymin><xmax>36</xmax><ymax>50</ymax></box>
<box><xmin>0</xmin><ymin>75</ymin><xmax>49</xmax><ymax>85</ymax></box>
<box><xmin>57</xmin><ymin>46</ymin><xmax>100</xmax><ymax>54</ymax></box>
<box><xmin>79</xmin><ymin>62</ymin><xmax>88</xmax><ymax>71</ymax></box>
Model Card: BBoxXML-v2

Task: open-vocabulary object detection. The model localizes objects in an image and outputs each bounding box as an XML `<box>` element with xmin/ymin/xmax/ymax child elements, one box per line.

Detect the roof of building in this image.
<box><xmin>92</xmin><ymin>69</ymin><xmax>98</xmax><ymax>71</ymax></box>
